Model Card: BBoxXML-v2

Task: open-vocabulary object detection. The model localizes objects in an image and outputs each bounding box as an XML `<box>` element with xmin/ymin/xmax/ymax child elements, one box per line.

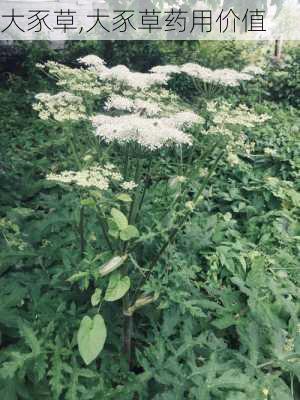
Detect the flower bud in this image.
<box><xmin>185</xmin><ymin>201</ymin><xmax>195</xmax><ymax>211</ymax></box>
<box><xmin>124</xmin><ymin>294</ymin><xmax>159</xmax><ymax>316</ymax></box>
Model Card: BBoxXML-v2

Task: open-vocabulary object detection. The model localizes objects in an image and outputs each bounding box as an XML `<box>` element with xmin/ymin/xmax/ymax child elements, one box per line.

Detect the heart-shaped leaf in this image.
<box><xmin>77</xmin><ymin>315</ymin><xmax>107</xmax><ymax>365</ymax></box>
<box><xmin>105</xmin><ymin>272</ymin><xmax>131</xmax><ymax>302</ymax></box>
<box><xmin>120</xmin><ymin>225</ymin><xmax>139</xmax><ymax>241</ymax></box>
<box><xmin>111</xmin><ymin>208</ymin><xmax>128</xmax><ymax>231</ymax></box>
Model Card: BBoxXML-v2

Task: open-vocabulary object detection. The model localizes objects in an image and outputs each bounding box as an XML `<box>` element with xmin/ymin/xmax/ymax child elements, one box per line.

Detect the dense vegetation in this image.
<box><xmin>0</xmin><ymin>41</ymin><xmax>299</xmax><ymax>400</ymax></box>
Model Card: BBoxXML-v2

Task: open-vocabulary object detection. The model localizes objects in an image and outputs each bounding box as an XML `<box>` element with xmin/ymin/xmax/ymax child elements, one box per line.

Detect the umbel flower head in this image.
<box><xmin>37</xmin><ymin>61</ymin><xmax>110</xmax><ymax>96</ymax></box>
<box><xmin>204</xmin><ymin>101</ymin><xmax>271</xmax><ymax>166</ymax></box>
<box><xmin>77</xmin><ymin>55</ymin><xmax>106</xmax><ymax>72</ymax></box>
<box><xmin>207</xmin><ymin>102</ymin><xmax>271</xmax><ymax>128</ymax></box>
<box><xmin>33</xmin><ymin>91</ymin><xmax>87</xmax><ymax>122</ymax></box>
<box><xmin>153</xmin><ymin>62</ymin><xmax>261</xmax><ymax>87</ymax></box>
<box><xmin>91</xmin><ymin>111</ymin><xmax>201</xmax><ymax>150</ymax></box>
<box><xmin>104</xmin><ymin>95</ymin><xmax>162</xmax><ymax>117</ymax></box>
<box><xmin>46</xmin><ymin>164</ymin><xmax>136</xmax><ymax>191</ymax></box>
<box><xmin>78</xmin><ymin>55</ymin><xmax>170</xmax><ymax>90</ymax></box>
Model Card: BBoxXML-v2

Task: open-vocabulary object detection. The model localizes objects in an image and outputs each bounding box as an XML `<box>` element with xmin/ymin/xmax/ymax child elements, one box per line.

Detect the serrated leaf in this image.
<box><xmin>120</xmin><ymin>225</ymin><xmax>139</xmax><ymax>241</ymax></box>
<box><xmin>19</xmin><ymin>323</ymin><xmax>41</xmax><ymax>356</ymax></box>
<box><xmin>91</xmin><ymin>289</ymin><xmax>102</xmax><ymax>307</ymax></box>
<box><xmin>77</xmin><ymin>315</ymin><xmax>107</xmax><ymax>365</ymax></box>
<box><xmin>212</xmin><ymin>314</ymin><xmax>237</xmax><ymax>330</ymax></box>
<box><xmin>104</xmin><ymin>272</ymin><xmax>130</xmax><ymax>302</ymax></box>
<box><xmin>111</xmin><ymin>208</ymin><xmax>128</xmax><ymax>231</ymax></box>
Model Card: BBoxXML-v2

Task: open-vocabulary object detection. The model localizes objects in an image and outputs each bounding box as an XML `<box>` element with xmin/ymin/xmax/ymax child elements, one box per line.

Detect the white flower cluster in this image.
<box><xmin>91</xmin><ymin>111</ymin><xmax>200</xmax><ymax>150</ymax></box>
<box><xmin>38</xmin><ymin>61</ymin><xmax>111</xmax><ymax>96</ymax></box>
<box><xmin>33</xmin><ymin>92</ymin><xmax>87</xmax><ymax>122</ymax></box>
<box><xmin>36</xmin><ymin>57</ymin><xmax>203</xmax><ymax>151</ymax></box>
<box><xmin>181</xmin><ymin>64</ymin><xmax>253</xmax><ymax>86</ymax></box>
<box><xmin>46</xmin><ymin>164</ymin><xmax>136</xmax><ymax>191</ymax></box>
<box><xmin>151</xmin><ymin>62</ymin><xmax>261</xmax><ymax>87</ymax></box>
<box><xmin>204</xmin><ymin>101</ymin><xmax>270</xmax><ymax>166</ymax></box>
<box><xmin>264</xmin><ymin>147</ymin><xmax>277</xmax><ymax>157</ymax></box>
<box><xmin>150</xmin><ymin>65</ymin><xmax>181</xmax><ymax>75</ymax></box>
<box><xmin>208</xmin><ymin>102</ymin><xmax>271</xmax><ymax>128</ymax></box>
<box><xmin>104</xmin><ymin>95</ymin><xmax>161</xmax><ymax>116</ymax></box>
<box><xmin>78</xmin><ymin>55</ymin><xmax>169</xmax><ymax>90</ymax></box>
<box><xmin>77</xmin><ymin>55</ymin><xmax>106</xmax><ymax>72</ymax></box>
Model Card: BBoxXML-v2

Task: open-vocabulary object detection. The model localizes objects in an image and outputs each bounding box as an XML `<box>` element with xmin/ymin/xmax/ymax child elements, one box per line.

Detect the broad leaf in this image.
<box><xmin>77</xmin><ymin>315</ymin><xmax>107</xmax><ymax>365</ymax></box>
<box><xmin>105</xmin><ymin>273</ymin><xmax>130</xmax><ymax>302</ymax></box>
<box><xmin>111</xmin><ymin>208</ymin><xmax>128</xmax><ymax>231</ymax></box>
<box><xmin>120</xmin><ymin>225</ymin><xmax>139</xmax><ymax>241</ymax></box>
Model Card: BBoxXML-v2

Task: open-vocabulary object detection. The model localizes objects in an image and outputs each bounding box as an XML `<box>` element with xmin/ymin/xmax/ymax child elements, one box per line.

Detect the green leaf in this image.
<box><xmin>77</xmin><ymin>315</ymin><xmax>107</xmax><ymax>365</ymax></box>
<box><xmin>80</xmin><ymin>198</ymin><xmax>96</xmax><ymax>207</ymax></box>
<box><xmin>212</xmin><ymin>314</ymin><xmax>237</xmax><ymax>330</ymax></box>
<box><xmin>19</xmin><ymin>322</ymin><xmax>41</xmax><ymax>356</ymax></box>
<box><xmin>91</xmin><ymin>289</ymin><xmax>102</xmax><ymax>307</ymax></box>
<box><xmin>105</xmin><ymin>272</ymin><xmax>130</xmax><ymax>302</ymax></box>
<box><xmin>120</xmin><ymin>225</ymin><xmax>139</xmax><ymax>241</ymax></box>
<box><xmin>111</xmin><ymin>208</ymin><xmax>128</xmax><ymax>231</ymax></box>
<box><xmin>67</xmin><ymin>271</ymin><xmax>89</xmax><ymax>284</ymax></box>
<box><xmin>107</xmin><ymin>219</ymin><xmax>119</xmax><ymax>239</ymax></box>
<box><xmin>117</xmin><ymin>194</ymin><xmax>132</xmax><ymax>202</ymax></box>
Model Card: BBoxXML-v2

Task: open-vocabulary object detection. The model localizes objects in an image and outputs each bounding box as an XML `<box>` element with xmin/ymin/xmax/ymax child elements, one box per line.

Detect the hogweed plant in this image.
<box><xmin>34</xmin><ymin>55</ymin><xmax>269</xmax><ymax>366</ymax></box>
<box><xmin>151</xmin><ymin>61</ymin><xmax>265</xmax><ymax>99</ymax></box>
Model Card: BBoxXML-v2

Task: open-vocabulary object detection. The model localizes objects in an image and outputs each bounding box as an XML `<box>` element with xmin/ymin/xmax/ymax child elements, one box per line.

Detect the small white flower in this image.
<box><xmin>121</xmin><ymin>181</ymin><xmax>138</xmax><ymax>190</ymax></box>
<box><xmin>99</xmin><ymin>64</ymin><xmax>170</xmax><ymax>90</ymax></box>
<box><xmin>227</xmin><ymin>153</ymin><xmax>240</xmax><ymax>166</ymax></box>
<box><xmin>104</xmin><ymin>95</ymin><xmax>161</xmax><ymax>116</ymax></box>
<box><xmin>242</xmin><ymin>65</ymin><xmax>265</xmax><ymax>75</ymax></box>
<box><xmin>91</xmin><ymin>113</ymin><xmax>194</xmax><ymax>150</ymax></box>
<box><xmin>104</xmin><ymin>95</ymin><xmax>135</xmax><ymax>112</ymax></box>
<box><xmin>46</xmin><ymin>165</ymin><xmax>125</xmax><ymax>191</ymax></box>
<box><xmin>264</xmin><ymin>147</ymin><xmax>277</xmax><ymax>156</ymax></box>
<box><xmin>180</xmin><ymin>63</ymin><xmax>254</xmax><ymax>87</ymax></box>
<box><xmin>150</xmin><ymin>65</ymin><xmax>181</xmax><ymax>75</ymax></box>
<box><xmin>34</xmin><ymin>92</ymin><xmax>86</xmax><ymax>122</ymax></box>
<box><xmin>78</xmin><ymin>55</ymin><xmax>107</xmax><ymax>72</ymax></box>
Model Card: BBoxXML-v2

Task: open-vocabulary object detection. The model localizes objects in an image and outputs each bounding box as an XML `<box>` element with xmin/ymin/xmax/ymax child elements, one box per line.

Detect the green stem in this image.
<box><xmin>79</xmin><ymin>206</ymin><xmax>85</xmax><ymax>258</ymax></box>
<box><xmin>122</xmin><ymin>293</ymin><xmax>133</xmax><ymax>367</ymax></box>
<box><xmin>122</xmin><ymin>151</ymin><xmax>145</xmax><ymax>366</ymax></box>
<box><xmin>136</xmin><ymin>157</ymin><xmax>153</xmax><ymax>218</ymax></box>
<box><xmin>96</xmin><ymin>207</ymin><xmax>114</xmax><ymax>252</ymax></box>
<box><xmin>128</xmin><ymin>156</ymin><xmax>143</xmax><ymax>226</ymax></box>
<box><xmin>123</xmin><ymin>143</ymin><xmax>130</xmax><ymax>178</ymax></box>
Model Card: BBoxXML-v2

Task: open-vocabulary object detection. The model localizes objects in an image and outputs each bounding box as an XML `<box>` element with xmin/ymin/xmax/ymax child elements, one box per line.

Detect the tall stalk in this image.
<box><xmin>122</xmin><ymin>149</ymin><xmax>144</xmax><ymax>366</ymax></box>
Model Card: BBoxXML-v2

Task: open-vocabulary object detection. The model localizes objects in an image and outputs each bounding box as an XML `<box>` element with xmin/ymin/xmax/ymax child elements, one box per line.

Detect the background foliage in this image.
<box><xmin>0</xmin><ymin>40</ymin><xmax>299</xmax><ymax>399</ymax></box>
